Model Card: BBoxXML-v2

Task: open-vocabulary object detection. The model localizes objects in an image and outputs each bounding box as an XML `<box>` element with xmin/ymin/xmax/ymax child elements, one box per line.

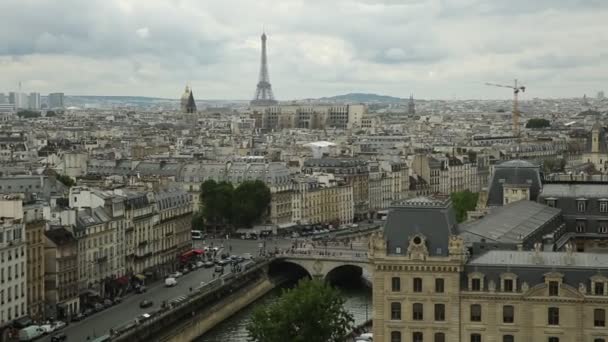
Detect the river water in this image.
<box><xmin>198</xmin><ymin>282</ymin><xmax>372</xmax><ymax>342</ymax></box>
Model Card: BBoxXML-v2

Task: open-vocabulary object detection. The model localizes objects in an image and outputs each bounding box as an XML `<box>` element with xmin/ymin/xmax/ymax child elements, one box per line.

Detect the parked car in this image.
<box><xmin>139</xmin><ymin>300</ymin><xmax>154</xmax><ymax>309</ymax></box>
<box><xmin>72</xmin><ymin>313</ymin><xmax>85</xmax><ymax>321</ymax></box>
<box><xmin>165</xmin><ymin>277</ymin><xmax>177</xmax><ymax>287</ymax></box>
<box><xmin>40</xmin><ymin>323</ymin><xmax>56</xmax><ymax>335</ymax></box>
<box><xmin>114</xmin><ymin>296</ymin><xmax>123</xmax><ymax>304</ymax></box>
<box><xmin>203</xmin><ymin>261</ymin><xmax>214</xmax><ymax>268</ymax></box>
<box><xmin>195</xmin><ymin>261</ymin><xmax>204</xmax><ymax>268</ymax></box>
<box><xmin>103</xmin><ymin>298</ymin><xmax>113</xmax><ymax>308</ymax></box>
<box><xmin>92</xmin><ymin>303</ymin><xmax>104</xmax><ymax>312</ymax></box>
<box><xmin>181</xmin><ymin>267</ymin><xmax>190</xmax><ymax>274</ymax></box>
<box><xmin>214</xmin><ymin>265</ymin><xmax>224</xmax><ymax>273</ymax></box>
<box><xmin>135</xmin><ymin>285</ymin><xmax>147</xmax><ymax>294</ymax></box>
<box><xmin>18</xmin><ymin>325</ymin><xmax>45</xmax><ymax>341</ymax></box>
<box><xmin>52</xmin><ymin>321</ymin><xmax>66</xmax><ymax>331</ymax></box>
<box><xmin>242</xmin><ymin>253</ymin><xmax>253</xmax><ymax>260</ymax></box>
<box><xmin>83</xmin><ymin>308</ymin><xmax>94</xmax><ymax>317</ymax></box>
<box><xmin>50</xmin><ymin>332</ymin><xmax>67</xmax><ymax>342</ymax></box>
<box><xmin>135</xmin><ymin>313</ymin><xmax>151</xmax><ymax>324</ymax></box>
<box><xmin>169</xmin><ymin>271</ymin><xmax>182</xmax><ymax>278</ymax></box>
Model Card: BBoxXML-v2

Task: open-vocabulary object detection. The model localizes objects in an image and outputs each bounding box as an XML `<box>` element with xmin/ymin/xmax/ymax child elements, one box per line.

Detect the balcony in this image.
<box><xmin>96</xmin><ymin>255</ymin><xmax>108</xmax><ymax>263</ymax></box>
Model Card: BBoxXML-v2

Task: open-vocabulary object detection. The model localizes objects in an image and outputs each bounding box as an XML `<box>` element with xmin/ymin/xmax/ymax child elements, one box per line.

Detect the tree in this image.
<box><xmin>451</xmin><ymin>190</ymin><xmax>479</xmax><ymax>223</ymax></box>
<box><xmin>525</xmin><ymin>118</ymin><xmax>551</xmax><ymax>129</ymax></box>
<box><xmin>247</xmin><ymin>278</ymin><xmax>354</xmax><ymax>342</ymax></box>
<box><xmin>200</xmin><ymin>180</ymin><xmax>234</xmax><ymax>230</ymax></box>
<box><xmin>46</xmin><ymin>110</ymin><xmax>56</xmax><ymax>117</ymax></box>
<box><xmin>56</xmin><ymin>174</ymin><xmax>75</xmax><ymax>187</ymax></box>
<box><xmin>232</xmin><ymin>180</ymin><xmax>271</xmax><ymax>227</ymax></box>
<box><xmin>191</xmin><ymin>211</ymin><xmax>205</xmax><ymax>230</ymax></box>
<box><xmin>543</xmin><ymin>158</ymin><xmax>566</xmax><ymax>173</ymax></box>
<box><xmin>17</xmin><ymin>110</ymin><xmax>41</xmax><ymax>118</ymax></box>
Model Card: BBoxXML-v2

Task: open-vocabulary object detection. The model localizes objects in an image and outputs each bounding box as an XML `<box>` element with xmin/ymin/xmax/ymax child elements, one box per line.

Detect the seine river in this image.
<box><xmin>198</xmin><ymin>282</ymin><xmax>372</xmax><ymax>342</ymax></box>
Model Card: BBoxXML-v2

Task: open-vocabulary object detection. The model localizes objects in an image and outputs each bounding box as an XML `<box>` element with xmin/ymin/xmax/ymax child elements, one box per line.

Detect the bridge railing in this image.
<box><xmin>278</xmin><ymin>249</ymin><xmax>369</xmax><ymax>261</ymax></box>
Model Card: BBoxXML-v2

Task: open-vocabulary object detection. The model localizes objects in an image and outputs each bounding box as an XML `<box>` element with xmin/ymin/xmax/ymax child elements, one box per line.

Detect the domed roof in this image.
<box><xmin>495</xmin><ymin>160</ymin><xmax>536</xmax><ymax>168</ymax></box>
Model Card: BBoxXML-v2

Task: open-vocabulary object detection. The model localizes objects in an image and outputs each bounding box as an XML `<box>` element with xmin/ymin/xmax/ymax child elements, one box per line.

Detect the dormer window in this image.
<box><xmin>500</xmin><ymin>273</ymin><xmax>518</xmax><ymax>293</ymax></box>
<box><xmin>591</xmin><ymin>275</ymin><xmax>607</xmax><ymax>296</ymax></box>
<box><xmin>545</xmin><ymin>198</ymin><xmax>557</xmax><ymax>208</ymax></box>
<box><xmin>576</xmin><ymin>220</ymin><xmax>587</xmax><ymax>233</ymax></box>
<box><xmin>469</xmin><ymin>273</ymin><xmax>484</xmax><ymax>291</ymax></box>
<box><xmin>549</xmin><ymin>281</ymin><xmax>559</xmax><ymax>296</ymax></box>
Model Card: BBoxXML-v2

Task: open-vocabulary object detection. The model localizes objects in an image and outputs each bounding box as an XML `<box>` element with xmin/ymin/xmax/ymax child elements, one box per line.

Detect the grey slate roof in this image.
<box><xmin>384</xmin><ymin>195</ymin><xmax>458</xmax><ymax>257</ymax></box>
<box><xmin>487</xmin><ymin>160</ymin><xmax>542</xmax><ymax>206</ymax></box>
<box><xmin>469</xmin><ymin>250</ymin><xmax>608</xmax><ymax>269</ymax></box>
<box><xmin>460</xmin><ymin>200</ymin><xmax>561</xmax><ymax>244</ymax></box>
<box><xmin>540</xmin><ymin>183</ymin><xmax>608</xmax><ymax>198</ymax></box>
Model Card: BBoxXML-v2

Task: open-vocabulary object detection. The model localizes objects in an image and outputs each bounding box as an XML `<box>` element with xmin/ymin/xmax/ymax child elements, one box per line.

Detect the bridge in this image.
<box><xmin>273</xmin><ymin>247</ymin><xmax>371</xmax><ymax>282</ymax></box>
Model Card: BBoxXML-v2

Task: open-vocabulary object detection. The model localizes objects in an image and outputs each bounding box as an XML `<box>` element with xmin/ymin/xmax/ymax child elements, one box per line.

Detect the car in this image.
<box><xmin>52</xmin><ymin>321</ymin><xmax>66</xmax><ymax>331</ymax></box>
<box><xmin>242</xmin><ymin>253</ymin><xmax>253</xmax><ymax>260</ymax></box>
<box><xmin>203</xmin><ymin>261</ymin><xmax>214</xmax><ymax>268</ymax></box>
<box><xmin>93</xmin><ymin>302</ymin><xmax>104</xmax><ymax>312</ymax></box>
<box><xmin>181</xmin><ymin>267</ymin><xmax>190</xmax><ymax>274</ymax></box>
<box><xmin>40</xmin><ymin>323</ymin><xmax>56</xmax><ymax>334</ymax></box>
<box><xmin>169</xmin><ymin>271</ymin><xmax>182</xmax><ymax>278</ymax></box>
<box><xmin>113</xmin><ymin>296</ymin><xmax>123</xmax><ymax>304</ymax></box>
<box><xmin>165</xmin><ymin>277</ymin><xmax>177</xmax><ymax>287</ymax></box>
<box><xmin>135</xmin><ymin>285</ymin><xmax>147</xmax><ymax>294</ymax></box>
<box><xmin>72</xmin><ymin>313</ymin><xmax>85</xmax><ymax>322</ymax></box>
<box><xmin>139</xmin><ymin>300</ymin><xmax>154</xmax><ymax>309</ymax></box>
<box><xmin>83</xmin><ymin>308</ymin><xmax>94</xmax><ymax>317</ymax></box>
<box><xmin>135</xmin><ymin>313</ymin><xmax>151</xmax><ymax>325</ymax></box>
<box><xmin>214</xmin><ymin>265</ymin><xmax>224</xmax><ymax>273</ymax></box>
<box><xmin>195</xmin><ymin>261</ymin><xmax>204</xmax><ymax>268</ymax></box>
<box><xmin>103</xmin><ymin>298</ymin><xmax>113</xmax><ymax>308</ymax></box>
<box><xmin>50</xmin><ymin>332</ymin><xmax>67</xmax><ymax>342</ymax></box>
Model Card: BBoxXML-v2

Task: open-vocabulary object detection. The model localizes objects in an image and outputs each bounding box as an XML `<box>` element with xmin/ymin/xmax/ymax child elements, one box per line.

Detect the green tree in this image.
<box><xmin>247</xmin><ymin>278</ymin><xmax>354</xmax><ymax>342</ymax></box>
<box><xmin>451</xmin><ymin>190</ymin><xmax>479</xmax><ymax>223</ymax></box>
<box><xmin>543</xmin><ymin>158</ymin><xmax>566</xmax><ymax>173</ymax></box>
<box><xmin>232</xmin><ymin>180</ymin><xmax>271</xmax><ymax>227</ymax></box>
<box><xmin>56</xmin><ymin>174</ymin><xmax>75</xmax><ymax>187</ymax></box>
<box><xmin>191</xmin><ymin>211</ymin><xmax>205</xmax><ymax>230</ymax></box>
<box><xmin>525</xmin><ymin>118</ymin><xmax>551</xmax><ymax>129</ymax></box>
<box><xmin>17</xmin><ymin>110</ymin><xmax>41</xmax><ymax>118</ymax></box>
<box><xmin>46</xmin><ymin>110</ymin><xmax>56</xmax><ymax>117</ymax></box>
<box><xmin>200</xmin><ymin>180</ymin><xmax>233</xmax><ymax>229</ymax></box>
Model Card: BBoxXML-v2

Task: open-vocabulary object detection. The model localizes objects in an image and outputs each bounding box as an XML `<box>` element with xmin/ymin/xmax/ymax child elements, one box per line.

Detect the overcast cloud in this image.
<box><xmin>0</xmin><ymin>0</ymin><xmax>606</xmax><ymax>100</ymax></box>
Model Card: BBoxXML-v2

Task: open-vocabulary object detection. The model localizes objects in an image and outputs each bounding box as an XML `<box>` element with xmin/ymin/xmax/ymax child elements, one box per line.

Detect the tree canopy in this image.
<box><xmin>247</xmin><ymin>278</ymin><xmax>354</xmax><ymax>342</ymax></box>
<box><xmin>451</xmin><ymin>190</ymin><xmax>479</xmax><ymax>223</ymax></box>
<box><xmin>56</xmin><ymin>175</ymin><xmax>75</xmax><ymax>187</ymax></box>
<box><xmin>17</xmin><ymin>110</ymin><xmax>41</xmax><ymax>118</ymax></box>
<box><xmin>525</xmin><ymin>118</ymin><xmax>550</xmax><ymax>129</ymax></box>
<box><xmin>198</xmin><ymin>179</ymin><xmax>270</xmax><ymax>229</ymax></box>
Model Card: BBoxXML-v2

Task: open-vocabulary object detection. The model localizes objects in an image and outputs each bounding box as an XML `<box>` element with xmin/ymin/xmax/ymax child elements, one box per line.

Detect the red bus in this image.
<box><xmin>179</xmin><ymin>249</ymin><xmax>204</xmax><ymax>264</ymax></box>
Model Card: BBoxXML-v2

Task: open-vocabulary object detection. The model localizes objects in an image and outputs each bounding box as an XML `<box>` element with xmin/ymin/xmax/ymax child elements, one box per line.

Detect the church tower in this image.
<box><xmin>180</xmin><ymin>85</ymin><xmax>197</xmax><ymax>113</ymax></box>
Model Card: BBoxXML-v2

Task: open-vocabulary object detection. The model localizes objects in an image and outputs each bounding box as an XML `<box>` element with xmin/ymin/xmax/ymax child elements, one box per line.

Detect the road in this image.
<box><xmin>41</xmin><ymin>238</ymin><xmax>291</xmax><ymax>342</ymax></box>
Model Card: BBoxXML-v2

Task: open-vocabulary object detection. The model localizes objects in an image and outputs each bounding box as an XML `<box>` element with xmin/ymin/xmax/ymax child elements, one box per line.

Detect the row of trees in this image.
<box><xmin>525</xmin><ymin>118</ymin><xmax>551</xmax><ymax>129</ymax></box>
<box><xmin>194</xmin><ymin>179</ymin><xmax>271</xmax><ymax>230</ymax></box>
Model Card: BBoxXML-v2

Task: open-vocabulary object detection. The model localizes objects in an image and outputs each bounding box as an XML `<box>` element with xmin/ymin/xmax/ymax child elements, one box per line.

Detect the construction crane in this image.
<box><xmin>485</xmin><ymin>79</ymin><xmax>526</xmax><ymax>137</ymax></box>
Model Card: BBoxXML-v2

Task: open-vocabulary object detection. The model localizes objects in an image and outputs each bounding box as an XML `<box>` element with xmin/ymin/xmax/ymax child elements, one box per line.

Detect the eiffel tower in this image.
<box><xmin>251</xmin><ymin>32</ymin><xmax>278</xmax><ymax>106</ymax></box>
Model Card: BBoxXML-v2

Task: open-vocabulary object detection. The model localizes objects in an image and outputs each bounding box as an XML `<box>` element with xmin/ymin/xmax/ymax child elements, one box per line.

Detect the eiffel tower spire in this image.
<box><xmin>251</xmin><ymin>32</ymin><xmax>278</xmax><ymax>106</ymax></box>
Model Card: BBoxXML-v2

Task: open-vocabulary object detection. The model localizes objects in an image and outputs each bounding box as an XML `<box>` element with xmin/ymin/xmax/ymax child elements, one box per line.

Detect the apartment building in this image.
<box><xmin>44</xmin><ymin>226</ymin><xmax>79</xmax><ymax>320</ymax></box>
<box><xmin>23</xmin><ymin>205</ymin><xmax>45</xmax><ymax>320</ymax></box>
<box><xmin>154</xmin><ymin>187</ymin><xmax>192</xmax><ymax>275</ymax></box>
<box><xmin>0</xmin><ymin>218</ymin><xmax>27</xmax><ymax>327</ymax></box>
<box><xmin>291</xmin><ymin>174</ymin><xmax>354</xmax><ymax>226</ymax></box>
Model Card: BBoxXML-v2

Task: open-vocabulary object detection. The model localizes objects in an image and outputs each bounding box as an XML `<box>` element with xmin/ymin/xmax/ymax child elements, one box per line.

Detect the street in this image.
<box><xmin>41</xmin><ymin>238</ymin><xmax>291</xmax><ymax>342</ymax></box>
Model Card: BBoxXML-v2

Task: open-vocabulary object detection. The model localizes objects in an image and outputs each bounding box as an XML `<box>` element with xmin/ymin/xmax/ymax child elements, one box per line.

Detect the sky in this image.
<box><xmin>0</xmin><ymin>0</ymin><xmax>607</xmax><ymax>100</ymax></box>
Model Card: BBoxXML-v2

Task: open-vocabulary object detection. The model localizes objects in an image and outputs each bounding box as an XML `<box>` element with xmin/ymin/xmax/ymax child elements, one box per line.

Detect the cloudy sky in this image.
<box><xmin>1</xmin><ymin>0</ymin><xmax>606</xmax><ymax>100</ymax></box>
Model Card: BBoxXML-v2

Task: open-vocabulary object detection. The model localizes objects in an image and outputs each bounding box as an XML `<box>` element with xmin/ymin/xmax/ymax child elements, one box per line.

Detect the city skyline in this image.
<box><xmin>0</xmin><ymin>0</ymin><xmax>607</xmax><ymax>100</ymax></box>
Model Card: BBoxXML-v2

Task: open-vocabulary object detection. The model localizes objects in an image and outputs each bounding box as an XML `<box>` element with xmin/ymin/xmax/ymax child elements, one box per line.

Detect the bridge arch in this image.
<box><xmin>324</xmin><ymin>264</ymin><xmax>364</xmax><ymax>287</ymax></box>
<box><xmin>268</xmin><ymin>259</ymin><xmax>312</xmax><ymax>280</ymax></box>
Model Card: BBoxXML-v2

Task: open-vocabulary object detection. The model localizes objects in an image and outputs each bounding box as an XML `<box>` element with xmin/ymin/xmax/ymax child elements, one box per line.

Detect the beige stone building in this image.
<box><xmin>291</xmin><ymin>174</ymin><xmax>353</xmax><ymax>226</ymax></box>
<box><xmin>371</xmin><ymin>196</ymin><xmax>608</xmax><ymax>342</ymax></box>
<box><xmin>23</xmin><ymin>205</ymin><xmax>45</xmax><ymax>320</ymax></box>
<box><xmin>154</xmin><ymin>187</ymin><xmax>192</xmax><ymax>274</ymax></box>
<box><xmin>44</xmin><ymin>226</ymin><xmax>79</xmax><ymax>320</ymax></box>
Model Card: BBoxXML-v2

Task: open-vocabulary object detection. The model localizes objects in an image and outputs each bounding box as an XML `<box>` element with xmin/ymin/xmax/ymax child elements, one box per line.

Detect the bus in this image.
<box><xmin>191</xmin><ymin>230</ymin><xmax>205</xmax><ymax>240</ymax></box>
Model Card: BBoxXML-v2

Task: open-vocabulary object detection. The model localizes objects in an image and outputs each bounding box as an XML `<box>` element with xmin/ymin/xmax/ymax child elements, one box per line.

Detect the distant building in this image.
<box><xmin>48</xmin><ymin>93</ymin><xmax>64</xmax><ymax>109</ymax></box>
<box><xmin>0</xmin><ymin>93</ymin><xmax>6</xmax><ymax>104</ymax></box>
<box><xmin>408</xmin><ymin>94</ymin><xmax>416</xmax><ymax>115</ymax></box>
<box><xmin>487</xmin><ymin>160</ymin><xmax>542</xmax><ymax>206</ymax></box>
<box><xmin>9</xmin><ymin>92</ymin><xmax>29</xmax><ymax>109</ymax></box>
<box><xmin>28</xmin><ymin>93</ymin><xmax>40</xmax><ymax>110</ymax></box>
<box><xmin>180</xmin><ymin>86</ymin><xmax>196</xmax><ymax>113</ymax></box>
<box><xmin>581</xmin><ymin>122</ymin><xmax>608</xmax><ymax>172</ymax></box>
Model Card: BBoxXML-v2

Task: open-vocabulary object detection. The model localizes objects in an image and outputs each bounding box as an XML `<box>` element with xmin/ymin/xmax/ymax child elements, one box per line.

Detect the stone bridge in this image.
<box><xmin>272</xmin><ymin>249</ymin><xmax>371</xmax><ymax>282</ymax></box>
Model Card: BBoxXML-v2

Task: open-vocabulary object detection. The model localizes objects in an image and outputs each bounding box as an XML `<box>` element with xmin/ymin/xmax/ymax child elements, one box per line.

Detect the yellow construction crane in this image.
<box><xmin>485</xmin><ymin>79</ymin><xmax>526</xmax><ymax>136</ymax></box>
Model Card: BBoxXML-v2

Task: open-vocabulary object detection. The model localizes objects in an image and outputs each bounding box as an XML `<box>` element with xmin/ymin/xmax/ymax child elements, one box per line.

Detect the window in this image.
<box><xmin>548</xmin><ymin>307</ymin><xmax>559</xmax><ymax>325</ymax></box>
<box><xmin>576</xmin><ymin>220</ymin><xmax>586</xmax><ymax>233</ymax></box>
<box><xmin>472</xmin><ymin>278</ymin><xmax>481</xmax><ymax>291</ymax></box>
<box><xmin>595</xmin><ymin>282</ymin><xmax>605</xmax><ymax>295</ymax></box>
<box><xmin>577</xmin><ymin>200</ymin><xmax>586</xmax><ymax>212</ymax></box>
<box><xmin>546</xmin><ymin>199</ymin><xmax>556</xmax><ymax>207</ymax></box>
<box><xmin>391</xmin><ymin>302</ymin><xmax>401</xmax><ymax>320</ymax></box>
<box><xmin>503</xmin><ymin>279</ymin><xmax>514</xmax><ymax>292</ymax></box>
<box><xmin>413</xmin><ymin>332</ymin><xmax>423</xmax><ymax>342</ymax></box>
<box><xmin>548</xmin><ymin>281</ymin><xmax>559</xmax><ymax>296</ymax></box>
<box><xmin>413</xmin><ymin>303</ymin><xmax>423</xmax><ymax>320</ymax></box>
<box><xmin>503</xmin><ymin>305</ymin><xmax>514</xmax><ymax>323</ymax></box>
<box><xmin>503</xmin><ymin>335</ymin><xmax>514</xmax><ymax>342</ymax></box>
<box><xmin>391</xmin><ymin>331</ymin><xmax>402</xmax><ymax>342</ymax></box>
<box><xmin>594</xmin><ymin>308</ymin><xmax>606</xmax><ymax>327</ymax></box>
<box><xmin>471</xmin><ymin>304</ymin><xmax>482</xmax><ymax>322</ymax></box>
<box><xmin>392</xmin><ymin>277</ymin><xmax>401</xmax><ymax>292</ymax></box>
<box><xmin>548</xmin><ymin>338</ymin><xmax>559</xmax><ymax>342</ymax></box>
<box><xmin>434</xmin><ymin>303</ymin><xmax>445</xmax><ymax>321</ymax></box>
<box><xmin>435</xmin><ymin>333</ymin><xmax>445</xmax><ymax>342</ymax></box>
<box><xmin>594</xmin><ymin>339</ymin><xmax>605</xmax><ymax>342</ymax></box>
<box><xmin>601</xmin><ymin>201</ymin><xmax>608</xmax><ymax>213</ymax></box>
<box><xmin>435</xmin><ymin>278</ymin><xmax>444</xmax><ymax>293</ymax></box>
<box><xmin>471</xmin><ymin>333</ymin><xmax>482</xmax><ymax>342</ymax></box>
<box><xmin>413</xmin><ymin>277</ymin><xmax>423</xmax><ymax>292</ymax></box>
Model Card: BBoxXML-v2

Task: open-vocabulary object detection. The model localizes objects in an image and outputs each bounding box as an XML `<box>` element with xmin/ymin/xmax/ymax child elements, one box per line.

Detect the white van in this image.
<box><xmin>165</xmin><ymin>277</ymin><xmax>177</xmax><ymax>287</ymax></box>
<box><xmin>19</xmin><ymin>326</ymin><xmax>45</xmax><ymax>341</ymax></box>
<box><xmin>191</xmin><ymin>230</ymin><xmax>204</xmax><ymax>240</ymax></box>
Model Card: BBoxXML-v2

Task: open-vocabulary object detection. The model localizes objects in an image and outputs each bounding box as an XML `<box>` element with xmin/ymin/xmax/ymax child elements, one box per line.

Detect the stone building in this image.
<box><xmin>23</xmin><ymin>205</ymin><xmax>45</xmax><ymax>320</ymax></box>
<box><xmin>0</xmin><ymin>217</ymin><xmax>27</xmax><ymax>327</ymax></box>
<box><xmin>581</xmin><ymin>122</ymin><xmax>608</xmax><ymax>172</ymax></box>
<box><xmin>154</xmin><ymin>187</ymin><xmax>192</xmax><ymax>275</ymax></box>
<box><xmin>291</xmin><ymin>174</ymin><xmax>353</xmax><ymax>226</ymax></box>
<box><xmin>371</xmin><ymin>195</ymin><xmax>608</xmax><ymax>342</ymax></box>
<box><xmin>44</xmin><ymin>226</ymin><xmax>79</xmax><ymax>320</ymax></box>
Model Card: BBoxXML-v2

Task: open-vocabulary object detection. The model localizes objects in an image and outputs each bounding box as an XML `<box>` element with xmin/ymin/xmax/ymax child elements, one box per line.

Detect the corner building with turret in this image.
<box><xmin>371</xmin><ymin>196</ymin><xmax>608</xmax><ymax>342</ymax></box>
